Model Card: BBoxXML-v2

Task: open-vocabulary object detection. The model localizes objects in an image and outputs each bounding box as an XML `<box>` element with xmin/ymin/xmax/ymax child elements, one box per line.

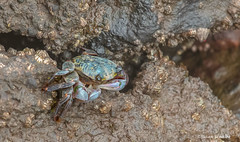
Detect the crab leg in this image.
<box><xmin>44</xmin><ymin>81</ymin><xmax>76</xmax><ymax>92</ymax></box>
<box><xmin>47</xmin><ymin>61</ymin><xmax>76</xmax><ymax>84</ymax></box>
<box><xmin>81</xmin><ymin>47</ymin><xmax>98</xmax><ymax>56</ymax></box>
<box><xmin>54</xmin><ymin>87</ymin><xmax>73</xmax><ymax>121</ymax></box>
<box><xmin>47</xmin><ymin>70</ymin><xmax>72</xmax><ymax>83</ymax></box>
<box><xmin>54</xmin><ymin>95</ymin><xmax>70</xmax><ymax>118</ymax></box>
<box><xmin>54</xmin><ymin>97</ymin><xmax>73</xmax><ymax>121</ymax></box>
<box><xmin>60</xmin><ymin>96</ymin><xmax>73</xmax><ymax>116</ymax></box>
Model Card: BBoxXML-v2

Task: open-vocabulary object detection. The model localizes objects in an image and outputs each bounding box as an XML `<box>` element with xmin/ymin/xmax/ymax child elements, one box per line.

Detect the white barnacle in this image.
<box><xmin>27</xmin><ymin>63</ymin><xmax>35</xmax><ymax>71</ymax></box>
<box><xmin>35</xmin><ymin>55</ymin><xmax>44</xmax><ymax>63</ymax></box>
<box><xmin>0</xmin><ymin>63</ymin><xmax>5</xmax><ymax>68</ymax></box>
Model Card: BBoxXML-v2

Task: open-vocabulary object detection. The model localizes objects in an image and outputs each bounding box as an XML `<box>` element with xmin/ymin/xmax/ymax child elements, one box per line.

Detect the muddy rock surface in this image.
<box><xmin>0</xmin><ymin>47</ymin><xmax>239</xmax><ymax>141</ymax></box>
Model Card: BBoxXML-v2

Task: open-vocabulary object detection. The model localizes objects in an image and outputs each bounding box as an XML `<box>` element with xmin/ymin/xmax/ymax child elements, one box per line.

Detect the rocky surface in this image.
<box><xmin>0</xmin><ymin>0</ymin><xmax>240</xmax><ymax>141</ymax></box>
<box><xmin>0</xmin><ymin>47</ymin><xmax>239</xmax><ymax>141</ymax></box>
<box><xmin>0</xmin><ymin>0</ymin><xmax>239</xmax><ymax>54</ymax></box>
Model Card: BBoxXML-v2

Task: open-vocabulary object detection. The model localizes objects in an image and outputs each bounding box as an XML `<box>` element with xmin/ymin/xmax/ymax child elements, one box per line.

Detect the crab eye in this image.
<box><xmin>116</xmin><ymin>66</ymin><xmax>122</xmax><ymax>72</ymax></box>
<box><xmin>95</xmin><ymin>75</ymin><xmax>102</xmax><ymax>81</ymax></box>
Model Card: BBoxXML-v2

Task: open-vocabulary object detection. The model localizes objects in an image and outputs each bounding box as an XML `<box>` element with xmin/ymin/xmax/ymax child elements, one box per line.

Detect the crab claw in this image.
<box><xmin>97</xmin><ymin>79</ymin><xmax>126</xmax><ymax>91</ymax></box>
<box><xmin>74</xmin><ymin>82</ymin><xmax>101</xmax><ymax>101</ymax></box>
<box><xmin>74</xmin><ymin>86</ymin><xmax>89</xmax><ymax>101</ymax></box>
<box><xmin>98</xmin><ymin>70</ymin><xmax>129</xmax><ymax>91</ymax></box>
<box><xmin>88</xmin><ymin>88</ymin><xmax>101</xmax><ymax>101</ymax></box>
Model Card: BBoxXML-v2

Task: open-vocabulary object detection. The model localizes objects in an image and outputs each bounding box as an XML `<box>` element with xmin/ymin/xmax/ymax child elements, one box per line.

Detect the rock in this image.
<box><xmin>0</xmin><ymin>46</ymin><xmax>239</xmax><ymax>141</ymax></box>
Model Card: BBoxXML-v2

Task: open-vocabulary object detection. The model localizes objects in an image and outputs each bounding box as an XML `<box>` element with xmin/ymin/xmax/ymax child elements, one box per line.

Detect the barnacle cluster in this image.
<box><xmin>142</xmin><ymin>100</ymin><xmax>162</xmax><ymax>127</ymax></box>
<box><xmin>45</xmin><ymin>0</ymin><xmax>109</xmax><ymax>54</ymax></box>
<box><xmin>34</xmin><ymin>50</ymin><xmax>56</xmax><ymax>65</ymax></box>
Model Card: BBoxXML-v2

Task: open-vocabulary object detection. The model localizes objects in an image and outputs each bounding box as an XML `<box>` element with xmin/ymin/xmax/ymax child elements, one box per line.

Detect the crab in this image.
<box><xmin>43</xmin><ymin>49</ymin><xmax>128</xmax><ymax>121</ymax></box>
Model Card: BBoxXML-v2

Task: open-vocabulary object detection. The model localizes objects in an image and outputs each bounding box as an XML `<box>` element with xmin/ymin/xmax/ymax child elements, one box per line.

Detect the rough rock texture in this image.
<box><xmin>0</xmin><ymin>0</ymin><xmax>108</xmax><ymax>54</ymax></box>
<box><xmin>0</xmin><ymin>47</ymin><xmax>239</xmax><ymax>141</ymax></box>
<box><xmin>0</xmin><ymin>0</ymin><xmax>240</xmax><ymax>141</ymax></box>
<box><xmin>0</xmin><ymin>0</ymin><xmax>238</xmax><ymax>54</ymax></box>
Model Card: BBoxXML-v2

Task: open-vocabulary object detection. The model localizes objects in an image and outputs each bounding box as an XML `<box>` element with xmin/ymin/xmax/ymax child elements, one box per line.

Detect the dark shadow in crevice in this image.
<box><xmin>120</xmin><ymin>52</ymin><xmax>148</xmax><ymax>93</ymax></box>
<box><xmin>0</xmin><ymin>31</ymin><xmax>61</xmax><ymax>68</ymax></box>
<box><xmin>178</xmin><ymin>30</ymin><xmax>240</xmax><ymax>119</ymax></box>
<box><xmin>0</xmin><ymin>31</ymin><xmax>45</xmax><ymax>51</ymax></box>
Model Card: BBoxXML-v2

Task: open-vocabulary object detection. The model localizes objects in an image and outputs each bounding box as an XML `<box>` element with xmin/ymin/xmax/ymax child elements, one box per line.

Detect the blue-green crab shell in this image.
<box><xmin>72</xmin><ymin>55</ymin><xmax>122</xmax><ymax>81</ymax></box>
